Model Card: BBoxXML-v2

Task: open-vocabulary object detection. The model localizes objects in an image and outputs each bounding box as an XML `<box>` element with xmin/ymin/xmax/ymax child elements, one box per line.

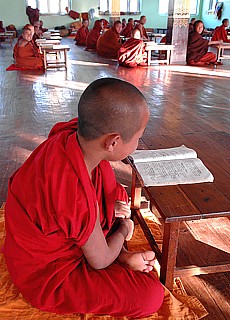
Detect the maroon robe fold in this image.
<box><xmin>121</xmin><ymin>22</ymin><xmax>134</xmax><ymax>38</ymax></box>
<box><xmin>3</xmin><ymin>118</ymin><xmax>164</xmax><ymax>317</ymax></box>
<box><xmin>118</xmin><ymin>38</ymin><xmax>147</xmax><ymax>67</ymax></box>
<box><xmin>86</xmin><ymin>20</ymin><xmax>102</xmax><ymax>50</ymax></box>
<box><xmin>75</xmin><ymin>26</ymin><xmax>89</xmax><ymax>46</ymax></box>
<box><xmin>212</xmin><ymin>25</ymin><xmax>230</xmax><ymax>43</ymax></box>
<box><xmin>187</xmin><ymin>31</ymin><xmax>216</xmax><ymax>64</ymax></box>
<box><xmin>97</xmin><ymin>27</ymin><xmax>122</xmax><ymax>59</ymax></box>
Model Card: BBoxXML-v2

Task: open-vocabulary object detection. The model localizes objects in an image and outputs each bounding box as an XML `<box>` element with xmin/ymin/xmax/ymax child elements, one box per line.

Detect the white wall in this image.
<box><xmin>201</xmin><ymin>0</ymin><xmax>230</xmax><ymax>29</ymax></box>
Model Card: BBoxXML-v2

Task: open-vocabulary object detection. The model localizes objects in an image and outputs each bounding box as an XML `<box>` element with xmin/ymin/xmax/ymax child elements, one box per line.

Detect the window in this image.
<box><xmin>159</xmin><ymin>0</ymin><xmax>199</xmax><ymax>15</ymax></box>
<box><xmin>99</xmin><ymin>0</ymin><xmax>141</xmax><ymax>14</ymax></box>
<box><xmin>26</xmin><ymin>0</ymin><xmax>71</xmax><ymax>15</ymax></box>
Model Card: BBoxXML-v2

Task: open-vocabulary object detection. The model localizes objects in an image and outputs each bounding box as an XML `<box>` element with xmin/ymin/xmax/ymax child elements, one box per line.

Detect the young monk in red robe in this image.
<box><xmin>121</xmin><ymin>18</ymin><xmax>134</xmax><ymax>38</ymax></box>
<box><xmin>86</xmin><ymin>20</ymin><xmax>103</xmax><ymax>51</ymax></box>
<box><xmin>136</xmin><ymin>15</ymin><xmax>149</xmax><ymax>40</ymax></box>
<box><xmin>75</xmin><ymin>19</ymin><xmax>89</xmax><ymax>46</ymax></box>
<box><xmin>3</xmin><ymin>78</ymin><xmax>164</xmax><ymax>318</ymax></box>
<box><xmin>187</xmin><ymin>20</ymin><xmax>218</xmax><ymax>66</ymax></box>
<box><xmin>212</xmin><ymin>18</ymin><xmax>230</xmax><ymax>43</ymax></box>
<box><xmin>97</xmin><ymin>21</ymin><xmax>123</xmax><ymax>59</ymax></box>
<box><xmin>118</xmin><ymin>29</ymin><xmax>147</xmax><ymax>67</ymax></box>
<box><xmin>13</xmin><ymin>27</ymin><xmax>44</xmax><ymax>69</ymax></box>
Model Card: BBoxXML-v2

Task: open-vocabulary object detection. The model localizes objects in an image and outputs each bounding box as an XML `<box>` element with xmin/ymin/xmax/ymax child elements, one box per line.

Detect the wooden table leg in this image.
<box><xmin>131</xmin><ymin>169</ymin><xmax>142</xmax><ymax>216</ymax></box>
<box><xmin>43</xmin><ymin>50</ymin><xmax>47</xmax><ymax>70</ymax></box>
<box><xmin>64</xmin><ymin>49</ymin><xmax>67</xmax><ymax>69</ymax></box>
<box><xmin>147</xmin><ymin>49</ymin><xmax>151</xmax><ymax>66</ymax></box>
<box><xmin>160</xmin><ymin>221</ymin><xmax>180</xmax><ymax>290</ymax></box>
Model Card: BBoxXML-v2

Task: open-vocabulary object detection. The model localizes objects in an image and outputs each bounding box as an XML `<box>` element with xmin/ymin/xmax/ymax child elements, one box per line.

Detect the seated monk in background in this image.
<box><xmin>75</xmin><ymin>19</ymin><xmax>89</xmax><ymax>46</ymax></box>
<box><xmin>39</xmin><ymin>20</ymin><xmax>48</xmax><ymax>33</ymax></box>
<box><xmin>136</xmin><ymin>16</ymin><xmax>149</xmax><ymax>40</ymax></box>
<box><xmin>33</xmin><ymin>20</ymin><xmax>43</xmax><ymax>39</ymax></box>
<box><xmin>189</xmin><ymin>18</ymin><xmax>196</xmax><ymax>32</ymax></box>
<box><xmin>97</xmin><ymin>21</ymin><xmax>122</xmax><ymax>59</ymax></box>
<box><xmin>3</xmin><ymin>77</ymin><xmax>164</xmax><ymax>317</ymax></box>
<box><xmin>212</xmin><ymin>18</ymin><xmax>230</xmax><ymax>43</ymax></box>
<box><xmin>121</xmin><ymin>18</ymin><xmax>134</xmax><ymax>38</ymax></box>
<box><xmin>187</xmin><ymin>20</ymin><xmax>218</xmax><ymax>66</ymax></box>
<box><xmin>118</xmin><ymin>29</ymin><xmax>147</xmax><ymax>67</ymax></box>
<box><xmin>86</xmin><ymin>20</ymin><xmax>103</xmax><ymax>51</ymax></box>
<box><xmin>13</xmin><ymin>27</ymin><xmax>44</xmax><ymax>69</ymax></box>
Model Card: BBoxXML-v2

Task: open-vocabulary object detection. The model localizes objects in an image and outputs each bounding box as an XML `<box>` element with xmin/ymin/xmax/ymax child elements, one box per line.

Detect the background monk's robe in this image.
<box><xmin>212</xmin><ymin>25</ymin><xmax>230</xmax><ymax>43</ymax></box>
<box><xmin>187</xmin><ymin>30</ymin><xmax>216</xmax><ymax>65</ymax></box>
<box><xmin>3</xmin><ymin>118</ymin><xmax>164</xmax><ymax>318</ymax></box>
<box><xmin>121</xmin><ymin>23</ymin><xmax>133</xmax><ymax>38</ymax></box>
<box><xmin>13</xmin><ymin>41</ymin><xmax>43</xmax><ymax>69</ymax></box>
<box><xmin>97</xmin><ymin>27</ymin><xmax>122</xmax><ymax>59</ymax></box>
<box><xmin>75</xmin><ymin>26</ymin><xmax>89</xmax><ymax>46</ymax></box>
<box><xmin>118</xmin><ymin>38</ymin><xmax>147</xmax><ymax>67</ymax></box>
<box><xmin>136</xmin><ymin>23</ymin><xmax>148</xmax><ymax>39</ymax></box>
<box><xmin>86</xmin><ymin>20</ymin><xmax>102</xmax><ymax>50</ymax></box>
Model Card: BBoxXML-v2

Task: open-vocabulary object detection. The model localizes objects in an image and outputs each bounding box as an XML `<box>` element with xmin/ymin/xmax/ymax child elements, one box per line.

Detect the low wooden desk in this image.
<box><xmin>0</xmin><ymin>32</ymin><xmax>14</xmax><ymax>46</ymax></box>
<box><xmin>145</xmin><ymin>43</ymin><xmax>174</xmax><ymax>65</ymax></box>
<box><xmin>214</xmin><ymin>43</ymin><xmax>230</xmax><ymax>61</ymax></box>
<box><xmin>42</xmin><ymin>45</ymin><xmax>70</xmax><ymax>70</ymax></box>
<box><xmin>127</xmin><ymin>132</ymin><xmax>230</xmax><ymax>290</ymax></box>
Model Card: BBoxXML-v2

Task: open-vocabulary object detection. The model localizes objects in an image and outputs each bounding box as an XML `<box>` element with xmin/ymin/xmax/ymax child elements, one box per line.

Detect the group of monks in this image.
<box><xmin>13</xmin><ymin>20</ymin><xmax>45</xmax><ymax>69</ymax></box>
<box><xmin>186</xmin><ymin>18</ymin><xmax>230</xmax><ymax>66</ymax></box>
<box><xmin>74</xmin><ymin>16</ymin><xmax>149</xmax><ymax>67</ymax></box>
<box><xmin>12</xmin><ymin>14</ymin><xmax>230</xmax><ymax>70</ymax></box>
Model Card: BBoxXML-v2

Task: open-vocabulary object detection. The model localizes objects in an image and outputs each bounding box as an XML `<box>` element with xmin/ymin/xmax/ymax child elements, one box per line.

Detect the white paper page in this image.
<box><xmin>135</xmin><ymin>158</ymin><xmax>214</xmax><ymax>186</ymax></box>
<box><xmin>130</xmin><ymin>145</ymin><xmax>197</xmax><ymax>163</ymax></box>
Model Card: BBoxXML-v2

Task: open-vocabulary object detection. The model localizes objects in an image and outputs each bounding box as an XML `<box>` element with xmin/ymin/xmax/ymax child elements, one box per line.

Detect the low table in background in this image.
<box><xmin>42</xmin><ymin>45</ymin><xmax>70</xmax><ymax>70</ymax></box>
<box><xmin>145</xmin><ymin>42</ymin><xmax>174</xmax><ymax>65</ymax></box>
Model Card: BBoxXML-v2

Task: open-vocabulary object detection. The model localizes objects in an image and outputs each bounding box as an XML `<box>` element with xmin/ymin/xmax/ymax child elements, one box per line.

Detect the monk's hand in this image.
<box><xmin>120</xmin><ymin>218</ymin><xmax>134</xmax><ymax>241</ymax></box>
<box><xmin>115</xmin><ymin>200</ymin><xmax>131</xmax><ymax>218</ymax></box>
<box><xmin>120</xmin><ymin>251</ymin><xmax>156</xmax><ymax>273</ymax></box>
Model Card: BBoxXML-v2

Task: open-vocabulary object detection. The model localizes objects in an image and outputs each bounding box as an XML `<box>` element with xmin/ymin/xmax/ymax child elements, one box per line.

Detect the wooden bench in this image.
<box><xmin>42</xmin><ymin>44</ymin><xmax>70</xmax><ymax>70</ymax></box>
<box><xmin>127</xmin><ymin>131</ymin><xmax>230</xmax><ymax>290</ymax></box>
<box><xmin>145</xmin><ymin>42</ymin><xmax>174</xmax><ymax>65</ymax></box>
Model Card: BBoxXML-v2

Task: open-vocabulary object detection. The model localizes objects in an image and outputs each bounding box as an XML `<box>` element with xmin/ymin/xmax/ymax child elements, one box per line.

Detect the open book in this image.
<box><xmin>129</xmin><ymin>145</ymin><xmax>214</xmax><ymax>187</ymax></box>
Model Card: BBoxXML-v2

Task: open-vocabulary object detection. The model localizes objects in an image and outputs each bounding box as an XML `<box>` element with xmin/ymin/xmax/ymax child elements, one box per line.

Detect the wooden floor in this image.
<box><xmin>0</xmin><ymin>38</ymin><xmax>230</xmax><ymax>319</ymax></box>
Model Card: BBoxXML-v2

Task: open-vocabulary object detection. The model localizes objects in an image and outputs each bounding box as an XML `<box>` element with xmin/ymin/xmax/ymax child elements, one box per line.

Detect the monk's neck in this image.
<box><xmin>77</xmin><ymin>133</ymin><xmax>103</xmax><ymax>178</ymax></box>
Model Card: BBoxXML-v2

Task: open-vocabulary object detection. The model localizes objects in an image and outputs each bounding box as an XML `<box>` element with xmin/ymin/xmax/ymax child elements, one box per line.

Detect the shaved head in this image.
<box><xmin>78</xmin><ymin>78</ymin><xmax>149</xmax><ymax>141</ymax></box>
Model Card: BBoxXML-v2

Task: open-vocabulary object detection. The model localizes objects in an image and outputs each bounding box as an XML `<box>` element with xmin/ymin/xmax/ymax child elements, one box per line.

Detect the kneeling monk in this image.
<box><xmin>75</xmin><ymin>19</ymin><xmax>89</xmax><ymax>46</ymax></box>
<box><xmin>97</xmin><ymin>21</ymin><xmax>122</xmax><ymax>59</ymax></box>
<box><xmin>86</xmin><ymin>20</ymin><xmax>103</xmax><ymax>51</ymax></box>
<box><xmin>187</xmin><ymin>20</ymin><xmax>217</xmax><ymax>66</ymax></box>
<box><xmin>118</xmin><ymin>29</ymin><xmax>147</xmax><ymax>67</ymax></box>
<box><xmin>3</xmin><ymin>78</ymin><xmax>164</xmax><ymax>318</ymax></box>
<box><xmin>13</xmin><ymin>27</ymin><xmax>43</xmax><ymax>69</ymax></box>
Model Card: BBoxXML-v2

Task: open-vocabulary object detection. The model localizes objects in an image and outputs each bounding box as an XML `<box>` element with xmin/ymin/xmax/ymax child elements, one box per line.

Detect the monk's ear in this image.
<box><xmin>104</xmin><ymin>134</ymin><xmax>121</xmax><ymax>152</ymax></box>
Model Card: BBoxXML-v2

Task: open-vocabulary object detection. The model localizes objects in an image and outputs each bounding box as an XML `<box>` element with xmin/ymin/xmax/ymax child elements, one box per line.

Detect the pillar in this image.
<box><xmin>109</xmin><ymin>0</ymin><xmax>120</xmax><ymax>25</ymax></box>
<box><xmin>166</xmin><ymin>0</ymin><xmax>190</xmax><ymax>63</ymax></box>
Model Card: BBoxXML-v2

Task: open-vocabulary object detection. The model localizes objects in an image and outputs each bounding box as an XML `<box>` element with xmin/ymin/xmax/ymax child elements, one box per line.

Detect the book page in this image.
<box><xmin>135</xmin><ymin>158</ymin><xmax>214</xmax><ymax>187</ymax></box>
<box><xmin>130</xmin><ymin>145</ymin><xmax>197</xmax><ymax>163</ymax></box>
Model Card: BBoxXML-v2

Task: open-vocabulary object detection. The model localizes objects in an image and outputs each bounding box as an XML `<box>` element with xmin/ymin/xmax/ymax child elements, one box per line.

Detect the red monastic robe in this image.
<box><xmin>3</xmin><ymin>118</ymin><xmax>164</xmax><ymax>317</ymax></box>
<box><xmin>136</xmin><ymin>23</ymin><xmax>148</xmax><ymax>39</ymax></box>
<box><xmin>211</xmin><ymin>24</ymin><xmax>230</xmax><ymax>43</ymax></box>
<box><xmin>97</xmin><ymin>27</ymin><xmax>122</xmax><ymax>59</ymax></box>
<box><xmin>13</xmin><ymin>41</ymin><xmax>43</xmax><ymax>69</ymax></box>
<box><xmin>121</xmin><ymin>22</ymin><xmax>134</xmax><ymax>38</ymax></box>
<box><xmin>75</xmin><ymin>26</ymin><xmax>89</xmax><ymax>46</ymax></box>
<box><xmin>187</xmin><ymin>31</ymin><xmax>216</xmax><ymax>65</ymax></box>
<box><xmin>86</xmin><ymin>20</ymin><xmax>102</xmax><ymax>50</ymax></box>
<box><xmin>118</xmin><ymin>38</ymin><xmax>147</xmax><ymax>67</ymax></box>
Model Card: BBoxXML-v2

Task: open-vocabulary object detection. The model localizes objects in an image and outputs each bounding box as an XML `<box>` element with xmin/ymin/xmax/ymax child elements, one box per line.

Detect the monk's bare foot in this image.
<box><xmin>119</xmin><ymin>251</ymin><xmax>156</xmax><ymax>272</ymax></box>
